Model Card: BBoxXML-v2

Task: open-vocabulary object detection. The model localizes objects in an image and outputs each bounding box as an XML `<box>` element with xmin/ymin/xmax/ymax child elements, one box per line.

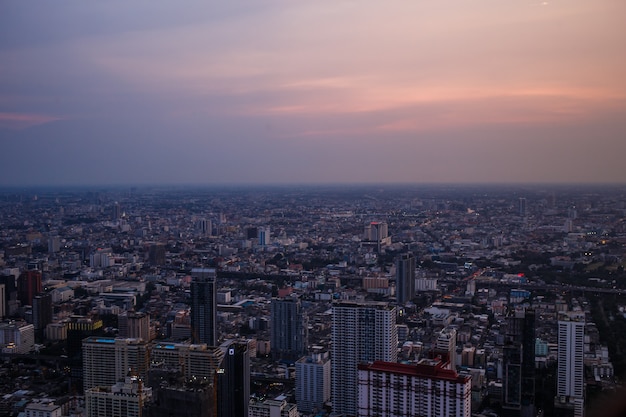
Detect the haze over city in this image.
<box><xmin>1</xmin><ymin>0</ymin><xmax>625</xmax><ymax>186</ymax></box>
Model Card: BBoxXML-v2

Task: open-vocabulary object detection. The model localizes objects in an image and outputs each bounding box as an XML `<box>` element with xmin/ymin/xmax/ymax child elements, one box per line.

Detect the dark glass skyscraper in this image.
<box><xmin>190</xmin><ymin>268</ymin><xmax>217</xmax><ymax>346</ymax></box>
<box><xmin>396</xmin><ymin>253</ymin><xmax>415</xmax><ymax>304</ymax></box>
<box><xmin>217</xmin><ymin>341</ymin><xmax>250</xmax><ymax>417</ymax></box>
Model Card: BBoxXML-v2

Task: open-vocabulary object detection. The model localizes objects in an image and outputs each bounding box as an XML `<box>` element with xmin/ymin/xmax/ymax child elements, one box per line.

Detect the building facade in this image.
<box><xmin>85</xmin><ymin>376</ymin><xmax>152</xmax><ymax>417</ymax></box>
<box><xmin>357</xmin><ymin>360</ymin><xmax>471</xmax><ymax>417</ymax></box>
<box><xmin>217</xmin><ymin>340</ymin><xmax>250</xmax><ymax>417</ymax></box>
<box><xmin>557</xmin><ymin>312</ymin><xmax>585</xmax><ymax>417</ymax></box>
<box><xmin>331</xmin><ymin>301</ymin><xmax>397</xmax><ymax>416</ymax></box>
<box><xmin>395</xmin><ymin>253</ymin><xmax>415</xmax><ymax>304</ymax></box>
<box><xmin>82</xmin><ymin>337</ymin><xmax>149</xmax><ymax>391</ymax></box>
<box><xmin>271</xmin><ymin>295</ymin><xmax>307</xmax><ymax>360</ymax></box>
<box><xmin>190</xmin><ymin>268</ymin><xmax>217</xmax><ymax>345</ymax></box>
<box><xmin>296</xmin><ymin>351</ymin><xmax>331</xmax><ymax>413</ymax></box>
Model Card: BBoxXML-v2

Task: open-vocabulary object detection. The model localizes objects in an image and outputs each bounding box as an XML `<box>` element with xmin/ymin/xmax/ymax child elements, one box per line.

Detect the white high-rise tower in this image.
<box><xmin>331</xmin><ymin>301</ymin><xmax>397</xmax><ymax>416</ymax></box>
<box><xmin>557</xmin><ymin>312</ymin><xmax>585</xmax><ymax>417</ymax></box>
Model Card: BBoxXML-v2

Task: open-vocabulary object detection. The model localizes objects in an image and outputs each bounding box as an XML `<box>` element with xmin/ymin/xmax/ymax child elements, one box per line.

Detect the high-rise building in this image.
<box><xmin>82</xmin><ymin>337</ymin><xmax>149</xmax><ymax>392</ymax></box>
<box><xmin>519</xmin><ymin>197</ymin><xmax>527</xmax><ymax>217</ymax></box>
<box><xmin>258</xmin><ymin>227</ymin><xmax>270</xmax><ymax>246</ymax></box>
<box><xmin>434</xmin><ymin>327</ymin><xmax>457</xmax><ymax>370</ymax></box>
<box><xmin>331</xmin><ymin>301</ymin><xmax>397</xmax><ymax>416</ymax></box>
<box><xmin>195</xmin><ymin>219</ymin><xmax>212</xmax><ymax>237</ymax></box>
<box><xmin>271</xmin><ymin>295</ymin><xmax>307</xmax><ymax>360</ymax></box>
<box><xmin>32</xmin><ymin>293</ymin><xmax>53</xmax><ymax>342</ymax></box>
<box><xmin>48</xmin><ymin>235</ymin><xmax>61</xmax><ymax>254</ymax></box>
<box><xmin>85</xmin><ymin>375</ymin><xmax>152</xmax><ymax>417</ymax></box>
<box><xmin>217</xmin><ymin>340</ymin><xmax>250</xmax><ymax>417</ymax></box>
<box><xmin>17</xmin><ymin>270</ymin><xmax>42</xmax><ymax>306</ymax></box>
<box><xmin>151</xmin><ymin>342</ymin><xmax>224</xmax><ymax>382</ymax></box>
<box><xmin>296</xmin><ymin>350</ymin><xmax>331</xmax><ymax>414</ymax></box>
<box><xmin>118</xmin><ymin>311</ymin><xmax>151</xmax><ymax>342</ymax></box>
<box><xmin>190</xmin><ymin>268</ymin><xmax>217</xmax><ymax>346</ymax></box>
<box><xmin>0</xmin><ymin>284</ymin><xmax>5</xmax><ymax>319</ymax></box>
<box><xmin>112</xmin><ymin>202</ymin><xmax>121</xmax><ymax>221</ymax></box>
<box><xmin>556</xmin><ymin>312</ymin><xmax>585</xmax><ymax>417</ymax></box>
<box><xmin>357</xmin><ymin>359</ymin><xmax>471</xmax><ymax>417</ymax></box>
<box><xmin>395</xmin><ymin>253</ymin><xmax>415</xmax><ymax>304</ymax></box>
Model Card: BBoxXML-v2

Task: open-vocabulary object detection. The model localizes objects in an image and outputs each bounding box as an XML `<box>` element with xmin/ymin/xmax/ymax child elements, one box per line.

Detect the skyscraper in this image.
<box><xmin>217</xmin><ymin>340</ymin><xmax>250</xmax><ymax>417</ymax></box>
<box><xmin>396</xmin><ymin>253</ymin><xmax>415</xmax><ymax>304</ymax></box>
<box><xmin>258</xmin><ymin>227</ymin><xmax>270</xmax><ymax>246</ymax></box>
<box><xmin>32</xmin><ymin>293</ymin><xmax>52</xmax><ymax>342</ymax></box>
<box><xmin>519</xmin><ymin>197</ymin><xmax>527</xmax><ymax>217</ymax></box>
<box><xmin>556</xmin><ymin>312</ymin><xmax>585</xmax><ymax>417</ymax></box>
<box><xmin>502</xmin><ymin>307</ymin><xmax>536</xmax><ymax>417</ymax></box>
<box><xmin>190</xmin><ymin>268</ymin><xmax>217</xmax><ymax>346</ymax></box>
<box><xmin>17</xmin><ymin>269</ymin><xmax>42</xmax><ymax>306</ymax></box>
<box><xmin>271</xmin><ymin>295</ymin><xmax>307</xmax><ymax>360</ymax></box>
<box><xmin>332</xmin><ymin>301</ymin><xmax>397</xmax><ymax>416</ymax></box>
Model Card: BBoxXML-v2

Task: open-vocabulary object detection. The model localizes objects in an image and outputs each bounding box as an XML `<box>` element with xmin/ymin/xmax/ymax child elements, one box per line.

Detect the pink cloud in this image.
<box><xmin>0</xmin><ymin>112</ymin><xmax>61</xmax><ymax>129</ymax></box>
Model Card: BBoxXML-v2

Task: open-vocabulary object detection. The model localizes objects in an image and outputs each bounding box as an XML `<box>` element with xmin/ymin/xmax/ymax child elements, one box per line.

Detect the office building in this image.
<box><xmin>85</xmin><ymin>376</ymin><xmax>152</xmax><ymax>417</ymax></box>
<box><xmin>519</xmin><ymin>197</ymin><xmax>527</xmax><ymax>217</ymax></box>
<box><xmin>195</xmin><ymin>218</ymin><xmax>212</xmax><ymax>237</ymax></box>
<box><xmin>48</xmin><ymin>235</ymin><xmax>61</xmax><ymax>254</ymax></box>
<box><xmin>296</xmin><ymin>350</ymin><xmax>331</xmax><ymax>413</ymax></box>
<box><xmin>258</xmin><ymin>227</ymin><xmax>270</xmax><ymax>246</ymax></box>
<box><xmin>82</xmin><ymin>337</ymin><xmax>149</xmax><ymax>391</ymax></box>
<box><xmin>357</xmin><ymin>359</ymin><xmax>471</xmax><ymax>417</ymax></box>
<box><xmin>395</xmin><ymin>253</ymin><xmax>415</xmax><ymax>304</ymax></box>
<box><xmin>271</xmin><ymin>295</ymin><xmax>307</xmax><ymax>360</ymax></box>
<box><xmin>190</xmin><ymin>268</ymin><xmax>217</xmax><ymax>345</ymax></box>
<box><xmin>32</xmin><ymin>293</ymin><xmax>53</xmax><ymax>342</ymax></box>
<box><xmin>556</xmin><ymin>312</ymin><xmax>585</xmax><ymax>417</ymax></box>
<box><xmin>217</xmin><ymin>340</ymin><xmax>250</xmax><ymax>417</ymax></box>
<box><xmin>17</xmin><ymin>269</ymin><xmax>42</xmax><ymax>306</ymax></box>
<box><xmin>332</xmin><ymin>301</ymin><xmax>397</xmax><ymax>416</ymax></box>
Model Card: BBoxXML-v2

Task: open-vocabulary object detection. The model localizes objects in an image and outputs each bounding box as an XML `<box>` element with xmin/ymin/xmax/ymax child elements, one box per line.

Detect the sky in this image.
<box><xmin>1</xmin><ymin>0</ymin><xmax>625</xmax><ymax>186</ymax></box>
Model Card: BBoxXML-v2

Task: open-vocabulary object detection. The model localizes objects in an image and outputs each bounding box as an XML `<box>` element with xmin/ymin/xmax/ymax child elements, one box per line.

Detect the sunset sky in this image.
<box><xmin>1</xmin><ymin>0</ymin><xmax>625</xmax><ymax>186</ymax></box>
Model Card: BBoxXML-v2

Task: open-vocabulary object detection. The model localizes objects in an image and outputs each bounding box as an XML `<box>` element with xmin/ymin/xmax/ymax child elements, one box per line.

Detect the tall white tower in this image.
<box><xmin>331</xmin><ymin>301</ymin><xmax>397</xmax><ymax>416</ymax></box>
<box><xmin>557</xmin><ymin>312</ymin><xmax>585</xmax><ymax>417</ymax></box>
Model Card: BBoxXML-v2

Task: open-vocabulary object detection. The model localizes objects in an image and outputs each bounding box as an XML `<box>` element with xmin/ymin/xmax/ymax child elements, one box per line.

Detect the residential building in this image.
<box><xmin>82</xmin><ymin>337</ymin><xmax>149</xmax><ymax>391</ymax></box>
<box><xmin>556</xmin><ymin>312</ymin><xmax>585</xmax><ymax>417</ymax></box>
<box><xmin>296</xmin><ymin>350</ymin><xmax>331</xmax><ymax>413</ymax></box>
<box><xmin>357</xmin><ymin>359</ymin><xmax>471</xmax><ymax>417</ymax></box>
<box><xmin>85</xmin><ymin>376</ymin><xmax>152</xmax><ymax>417</ymax></box>
<box><xmin>332</xmin><ymin>301</ymin><xmax>397</xmax><ymax>416</ymax></box>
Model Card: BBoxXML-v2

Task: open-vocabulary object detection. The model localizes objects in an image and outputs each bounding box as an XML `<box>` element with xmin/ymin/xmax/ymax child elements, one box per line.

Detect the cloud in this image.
<box><xmin>0</xmin><ymin>112</ymin><xmax>61</xmax><ymax>129</ymax></box>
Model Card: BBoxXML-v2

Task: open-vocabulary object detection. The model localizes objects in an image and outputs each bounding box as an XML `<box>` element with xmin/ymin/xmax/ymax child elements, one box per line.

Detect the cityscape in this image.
<box><xmin>2</xmin><ymin>1</ymin><xmax>626</xmax><ymax>417</ymax></box>
<box><xmin>0</xmin><ymin>184</ymin><xmax>625</xmax><ymax>417</ymax></box>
